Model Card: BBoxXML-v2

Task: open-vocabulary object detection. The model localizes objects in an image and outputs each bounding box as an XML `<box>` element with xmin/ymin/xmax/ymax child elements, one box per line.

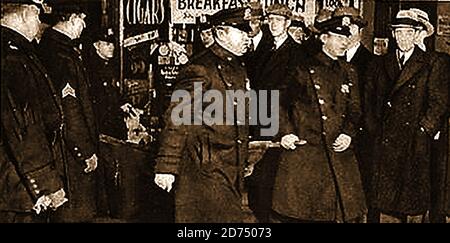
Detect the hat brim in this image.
<box><xmin>215</xmin><ymin>22</ymin><xmax>252</xmax><ymax>33</ymax></box>
<box><xmin>419</xmin><ymin>20</ymin><xmax>434</xmax><ymax>37</ymax></box>
<box><xmin>390</xmin><ymin>18</ymin><xmax>422</xmax><ymax>29</ymax></box>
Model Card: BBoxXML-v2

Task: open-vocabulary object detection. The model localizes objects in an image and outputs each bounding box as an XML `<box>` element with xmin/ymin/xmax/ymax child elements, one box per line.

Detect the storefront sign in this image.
<box><xmin>437</xmin><ymin>15</ymin><xmax>450</xmax><ymax>36</ymax></box>
<box><xmin>125</xmin><ymin>0</ymin><xmax>166</xmax><ymax>25</ymax></box>
<box><xmin>171</xmin><ymin>0</ymin><xmax>312</xmax><ymax>24</ymax></box>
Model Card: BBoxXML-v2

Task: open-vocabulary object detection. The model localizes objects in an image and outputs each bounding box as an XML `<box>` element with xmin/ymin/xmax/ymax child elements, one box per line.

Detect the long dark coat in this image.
<box><xmin>272</xmin><ymin>51</ymin><xmax>367</xmax><ymax>222</ymax></box>
<box><xmin>84</xmin><ymin>46</ymin><xmax>127</xmax><ymax>140</ymax></box>
<box><xmin>155</xmin><ymin>44</ymin><xmax>250</xmax><ymax>223</ymax></box>
<box><xmin>38</xmin><ymin>29</ymin><xmax>99</xmax><ymax>222</ymax></box>
<box><xmin>367</xmin><ymin>48</ymin><xmax>449</xmax><ymax>215</ymax></box>
<box><xmin>0</xmin><ymin>27</ymin><xmax>65</xmax><ymax>216</ymax></box>
<box><xmin>347</xmin><ymin>44</ymin><xmax>377</xmax><ymax>197</ymax></box>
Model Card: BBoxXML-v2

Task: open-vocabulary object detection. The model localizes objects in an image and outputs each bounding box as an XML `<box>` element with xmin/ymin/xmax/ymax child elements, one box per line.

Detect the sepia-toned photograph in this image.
<box><xmin>1</xmin><ymin>0</ymin><xmax>449</xmax><ymax>228</ymax></box>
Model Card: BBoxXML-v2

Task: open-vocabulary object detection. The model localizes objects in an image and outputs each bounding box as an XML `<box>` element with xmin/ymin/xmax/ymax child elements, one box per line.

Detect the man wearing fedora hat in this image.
<box><xmin>409</xmin><ymin>8</ymin><xmax>450</xmax><ymax>223</ymax></box>
<box><xmin>271</xmin><ymin>12</ymin><xmax>367</xmax><ymax>223</ymax></box>
<box><xmin>38</xmin><ymin>0</ymin><xmax>101</xmax><ymax>222</ymax></box>
<box><xmin>367</xmin><ymin>9</ymin><xmax>449</xmax><ymax>223</ymax></box>
<box><xmin>1</xmin><ymin>0</ymin><xmax>68</xmax><ymax>222</ymax></box>
<box><xmin>154</xmin><ymin>7</ymin><xmax>252</xmax><ymax>223</ymax></box>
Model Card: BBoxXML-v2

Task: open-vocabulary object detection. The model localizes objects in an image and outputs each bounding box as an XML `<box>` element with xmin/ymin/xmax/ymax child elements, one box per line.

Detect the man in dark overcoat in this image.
<box><xmin>0</xmin><ymin>0</ymin><xmax>67</xmax><ymax>223</ymax></box>
<box><xmin>245</xmin><ymin>3</ymin><xmax>306</xmax><ymax>223</ymax></box>
<box><xmin>153</xmin><ymin>7</ymin><xmax>252</xmax><ymax>223</ymax></box>
<box><xmin>410</xmin><ymin>8</ymin><xmax>450</xmax><ymax>223</ymax></box>
<box><xmin>333</xmin><ymin>6</ymin><xmax>378</xmax><ymax>221</ymax></box>
<box><xmin>271</xmin><ymin>13</ymin><xmax>367</xmax><ymax>223</ymax></box>
<box><xmin>367</xmin><ymin>10</ymin><xmax>449</xmax><ymax>223</ymax></box>
<box><xmin>38</xmin><ymin>0</ymin><xmax>100</xmax><ymax>222</ymax></box>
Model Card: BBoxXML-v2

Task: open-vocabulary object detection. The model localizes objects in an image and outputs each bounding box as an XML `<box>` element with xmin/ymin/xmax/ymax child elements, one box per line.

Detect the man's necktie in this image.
<box><xmin>399</xmin><ymin>53</ymin><xmax>405</xmax><ymax>69</ymax></box>
<box><xmin>249</xmin><ymin>38</ymin><xmax>255</xmax><ymax>52</ymax></box>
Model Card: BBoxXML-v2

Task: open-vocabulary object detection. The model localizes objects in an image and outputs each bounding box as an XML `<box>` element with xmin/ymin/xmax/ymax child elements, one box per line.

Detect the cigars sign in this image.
<box><xmin>125</xmin><ymin>0</ymin><xmax>166</xmax><ymax>25</ymax></box>
<box><xmin>171</xmin><ymin>0</ymin><xmax>310</xmax><ymax>24</ymax></box>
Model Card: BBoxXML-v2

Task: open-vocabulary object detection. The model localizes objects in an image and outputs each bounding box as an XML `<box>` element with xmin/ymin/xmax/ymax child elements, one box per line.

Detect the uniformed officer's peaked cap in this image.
<box><xmin>314</xmin><ymin>9</ymin><xmax>351</xmax><ymax>37</ymax></box>
<box><xmin>266</xmin><ymin>3</ymin><xmax>292</xmax><ymax>19</ymax></box>
<box><xmin>333</xmin><ymin>6</ymin><xmax>368</xmax><ymax>28</ymax></box>
<box><xmin>247</xmin><ymin>1</ymin><xmax>263</xmax><ymax>18</ymax></box>
<box><xmin>390</xmin><ymin>9</ymin><xmax>422</xmax><ymax>29</ymax></box>
<box><xmin>291</xmin><ymin>14</ymin><xmax>306</xmax><ymax>28</ymax></box>
<box><xmin>209</xmin><ymin>7</ymin><xmax>252</xmax><ymax>32</ymax></box>
<box><xmin>46</xmin><ymin>0</ymin><xmax>89</xmax><ymax>14</ymax></box>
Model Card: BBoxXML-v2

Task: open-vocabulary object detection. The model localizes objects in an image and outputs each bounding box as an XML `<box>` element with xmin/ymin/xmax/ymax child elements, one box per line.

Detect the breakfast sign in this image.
<box><xmin>170</xmin><ymin>0</ymin><xmax>313</xmax><ymax>24</ymax></box>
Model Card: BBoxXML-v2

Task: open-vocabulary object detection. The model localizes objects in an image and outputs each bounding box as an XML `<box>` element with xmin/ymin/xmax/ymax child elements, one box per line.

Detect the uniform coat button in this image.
<box><xmin>322</xmin><ymin>115</ymin><xmax>328</xmax><ymax>121</ymax></box>
<box><xmin>309</xmin><ymin>69</ymin><xmax>315</xmax><ymax>74</ymax></box>
<box><xmin>236</xmin><ymin>139</ymin><xmax>242</xmax><ymax>144</ymax></box>
<box><xmin>30</xmin><ymin>179</ymin><xmax>36</xmax><ymax>183</ymax></box>
<box><xmin>314</xmin><ymin>84</ymin><xmax>320</xmax><ymax>90</ymax></box>
<box><xmin>319</xmin><ymin>99</ymin><xmax>325</xmax><ymax>105</ymax></box>
<box><xmin>34</xmin><ymin>190</ymin><xmax>40</xmax><ymax>194</ymax></box>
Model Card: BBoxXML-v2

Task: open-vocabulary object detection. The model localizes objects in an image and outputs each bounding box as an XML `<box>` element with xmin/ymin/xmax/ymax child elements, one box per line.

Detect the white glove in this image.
<box><xmin>154</xmin><ymin>174</ymin><xmax>175</xmax><ymax>192</ymax></box>
<box><xmin>32</xmin><ymin>195</ymin><xmax>52</xmax><ymax>214</ymax></box>
<box><xmin>48</xmin><ymin>188</ymin><xmax>68</xmax><ymax>210</ymax></box>
<box><xmin>333</xmin><ymin>133</ymin><xmax>352</xmax><ymax>152</ymax></box>
<box><xmin>84</xmin><ymin>154</ymin><xmax>98</xmax><ymax>173</ymax></box>
<box><xmin>281</xmin><ymin>134</ymin><xmax>300</xmax><ymax>150</ymax></box>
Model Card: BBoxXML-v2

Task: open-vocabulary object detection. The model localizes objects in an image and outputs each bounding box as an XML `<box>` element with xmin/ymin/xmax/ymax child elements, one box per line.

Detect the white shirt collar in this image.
<box><xmin>252</xmin><ymin>31</ymin><xmax>263</xmax><ymax>51</ymax></box>
<box><xmin>398</xmin><ymin>46</ymin><xmax>415</xmax><ymax>65</ymax></box>
<box><xmin>417</xmin><ymin>43</ymin><xmax>426</xmax><ymax>52</ymax></box>
<box><xmin>273</xmin><ymin>33</ymin><xmax>288</xmax><ymax>50</ymax></box>
<box><xmin>1</xmin><ymin>24</ymin><xmax>34</xmax><ymax>42</ymax></box>
<box><xmin>346</xmin><ymin>42</ymin><xmax>361</xmax><ymax>62</ymax></box>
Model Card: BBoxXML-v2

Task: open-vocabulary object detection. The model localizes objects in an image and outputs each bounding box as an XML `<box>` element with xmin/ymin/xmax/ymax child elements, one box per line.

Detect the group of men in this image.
<box><xmin>1</xmin><ymin>0</ymin><xmax>122</xmax><ymax>223</ymax></box>
<box><xmin>155</xmin><ymin>2</ymin><xmax>449</xmax><ymax>223</ymax></box>
<box><xmin>1</xmin><ymin>0</ymin><xmax>449</xmax><ymax>224</ymax></box>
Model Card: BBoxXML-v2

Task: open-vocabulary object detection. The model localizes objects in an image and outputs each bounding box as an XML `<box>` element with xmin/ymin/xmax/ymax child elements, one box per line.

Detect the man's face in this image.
<box><xmin>95</xmin><ymin>40</ymin><xmax>114</xmax><ymax>59</ymax></box>
<box><xmin>248</xmin><ymin>17</ymin><xmax>261</xmax><ymax>37</ymax></box>
<box><xmin>23</xmin><ymin>5</ymin><xmax>41</xmax><ymax>39</ymax></box>
<box><xmin>348</xmin><ymin>23</ymin><xmax>361</xmax><ymax>45</ymax></box>
<box><xmin>70</xmin><ymin>13</ymin><xmax>86</xmax><ymax>39</ymax></box>
<box><xmin>288</xmin><ymin>26</ymin><xmax>306</xmax><ymax>44</ymax></box>
<box><xmin>216</xmin><ymin>26</ymin><xmax>249</xmax><ymax>56</ymax></box>
<box><xmin>322</xmin><ymin>32</ymin><xmax>349</xmax><ymax>57</ymax></box>
<box><xmin>268</xmin><ymin>14</ymin><xmax>290</xmax><ymax>37</ymax></box>
<box><xmin>225</xmin><ymin>26</ymin><xmax>249</xmax><ymax>56</ymax></box>
<box><xmin>393</xmin><ymin>27</ymin><xmax>417</xmax><ymax>52</ymax></box>
<box><xmin>200</xmin><ymin>28</ymin><xmax>214</xmax><ymax>48</ymax></box>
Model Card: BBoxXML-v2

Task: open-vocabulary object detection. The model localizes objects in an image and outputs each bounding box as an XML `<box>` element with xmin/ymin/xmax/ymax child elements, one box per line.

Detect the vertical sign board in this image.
<box><xmin>121</xmin><ymin>0</ymin><xmax>169</xmax><ymax>108</ymax></box>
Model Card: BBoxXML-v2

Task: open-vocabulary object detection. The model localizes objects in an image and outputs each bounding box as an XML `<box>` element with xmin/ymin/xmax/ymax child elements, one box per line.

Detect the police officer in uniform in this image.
<box><xmin>153</xmin><ymin>7</ymin><xmax>252</xmax><ymax>223</ymax></box>
<box><xmin>272</xmin><ymin>12</ymin><xmax>367</xmax><ymax>223</ymax></box>
<box><xmin>1</xmin><ymin>0</ymin><xmax>67</xmax><ymax>223</ymax></box>
<box><xmin>38</xmin><ymin>0</ymin><xmax>100</xmax><ymax>222</ymax></box>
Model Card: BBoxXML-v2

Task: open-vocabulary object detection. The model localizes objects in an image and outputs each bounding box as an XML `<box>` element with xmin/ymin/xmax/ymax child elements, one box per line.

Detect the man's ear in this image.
<box><xmin>319</xmin><ymin>33</ymin><xmax>328</xmax><ymax>44</ymax></box>
<box><xmin>214</xmin><ymin>26</ymin><xmax>227</xmax><ymax>40</ymax></box>
<box><xmin>93</xmin><ymin>41</ymin><xmax>100</xmax><ymax>50</ymax></box>
<box><xmin>391</xmin><ymin>30</ymin><xmax>396</xmax><ymax>38</ymax></box>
